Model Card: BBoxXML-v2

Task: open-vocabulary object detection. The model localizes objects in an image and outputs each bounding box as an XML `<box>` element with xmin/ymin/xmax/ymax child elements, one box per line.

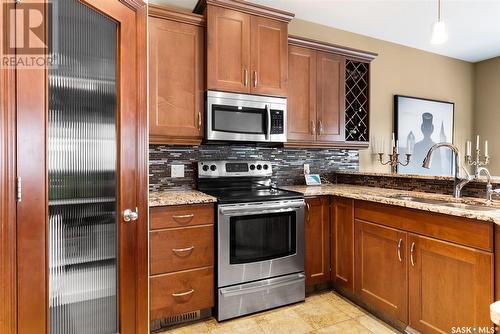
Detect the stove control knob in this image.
<box><xmin>202</xmin><ymin>165</ymin><xmax>209</xmax><ymax>172</ymax></box>
<box><xmin>250</xmin><ymin>164</ymin><xmax>256</xmax><ymax>171</ymax></box>
<box><xmin>257</xmin><ymin>164</ymin><xmax>262</xmax><ymax>170</ymax></box>
<box><xmin>263</xmin><ymin>164</ymin><xmax>269</xmax><ymax>170</ymax></box>
<box><xmin>210</xmin><ymin>165</ymin><xmax>217</xmax><ymax>171</ymax></box>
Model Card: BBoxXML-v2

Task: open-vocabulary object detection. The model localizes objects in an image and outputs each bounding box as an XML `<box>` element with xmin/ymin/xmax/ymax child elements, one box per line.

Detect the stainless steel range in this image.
<box><xmin>198</xmin><ymin>161</ymin><xmax>305</xmax><ymax>321</ymax></box>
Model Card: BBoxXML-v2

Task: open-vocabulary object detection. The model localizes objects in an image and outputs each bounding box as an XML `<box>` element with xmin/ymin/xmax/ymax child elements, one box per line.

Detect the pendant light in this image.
<box><xmin>431</xmin><ymin>0</ymin><xmax>448</xmax><ymax>44</ymax></box>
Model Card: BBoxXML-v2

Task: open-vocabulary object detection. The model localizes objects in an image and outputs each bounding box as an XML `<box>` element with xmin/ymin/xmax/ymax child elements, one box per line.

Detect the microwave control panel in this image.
<box><xmin>270</xmin><ymin>110</ymin><xmax>284</xmax><ymax>134</ymax></box>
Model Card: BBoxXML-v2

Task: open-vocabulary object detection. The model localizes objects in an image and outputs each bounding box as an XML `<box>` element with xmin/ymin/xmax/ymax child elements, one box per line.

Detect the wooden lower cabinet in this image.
<box><xmin>305</xmin><ymin>197</ymin><xmax>330</xmax><ymax>287</ymax></box>
<box><xmin>348</xmin><ymin>199</ymin><xmax>494</xmax><ymax>332</ymax></box>
<box><xmin>150</xmin><ymin>267</ymin><xmax>214</xmax><ymax>321</ymax></box>
<box><xmin>354</xmin><ymin>220</ymin><xmax>408</xmax><ymax>323</ymax></box>
<box><xmin>408</xmin><ymin>234</ymin><xmax>493</xmax><ymax>333</ymax></box>
<box><xmin>330</xmin><ymin>197</ymin><xmax>354</xmax><ymax>292</ymax></box>
<box><xmin>149</xmin><ymin>204</ymin><xmax>215</xmax><ymax>322</ymax></box>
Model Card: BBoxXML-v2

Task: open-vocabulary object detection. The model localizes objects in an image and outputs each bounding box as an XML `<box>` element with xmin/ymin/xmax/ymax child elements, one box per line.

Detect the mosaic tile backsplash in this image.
<box><xmin>149</xmin><ymin>144</ymin><xmax>359</xmax><ymax>192</ymax></box>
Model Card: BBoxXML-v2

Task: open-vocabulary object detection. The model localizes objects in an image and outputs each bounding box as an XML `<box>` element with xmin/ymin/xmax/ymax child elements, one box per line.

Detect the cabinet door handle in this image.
<box><xmin>253</xmin><ymin>71</ymin><xmax>258</xmax><ymax>87</ymax></box>
<box><xmin>319</xmin><ymin>120</ymin><xmax>324</xmax><ymax>135</ymax></box>
<box><xmin>198</xmin><ymin>111</ymin><xmax>202</xmax><ymax>130</ymax></box>
<box><xmin>397</xmin><ymin>238</ymin><xmax>403</xmax><ymax>262</ymax></box>
<box><xmin>244</xmin><ymin>68</ymin><xmax>248</xmax><ymax>86</ymax></box>
<box><xmin>306</xmin><ymin>203</ymin><xmax>310</xmax><ymax>223</ymax></box>
<box><xmin>172</xmin><ymin>289</ymin><xmax>194</xmax><ymax>297</ymax></box>
<box><xmin>172</xmin><ymin>246</ymin><xmax>195</xmax><ymax>254</ymax></box>
<box><xmin>172</xmin><ymin>214</ymin><xmax>194</xmax><ymax>223</ymax></box>
<box><xmin>410</xmin><ymin>242</ymin><xmax>416</xmax><ymax>266</ymax></box>
<box><xmin>311</xmin><ymin>120</ymin><xmax>316</xmax><ymax>135</ymax></box>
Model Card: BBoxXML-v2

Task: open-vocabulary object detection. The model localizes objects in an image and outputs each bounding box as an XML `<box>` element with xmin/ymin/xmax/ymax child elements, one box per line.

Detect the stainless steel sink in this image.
<box><xmin>385</xmin><ymin>194</ymin><xmax>447</xmax><ymax>205</ymax></box>
<box><xmin>384</xmin><ymin>194</ymin><xmax>500</xmax><ymax>212</ymax></box>
<box><xmin>441</xmin><ymin>202</ymin><xmax>500</xmax><ymax>212</ymax></box>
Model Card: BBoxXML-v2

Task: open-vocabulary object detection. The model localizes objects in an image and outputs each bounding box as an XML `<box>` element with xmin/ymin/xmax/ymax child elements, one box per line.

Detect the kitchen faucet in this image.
<box><xmin>476</xmin><ymin>167</ymin><xmax>500</xmax><ymax>204</ymax></box>
<box><xmin>422</xmin><ymin>143</ymin><xmax>472</xmax><ymax>198</ymax></box>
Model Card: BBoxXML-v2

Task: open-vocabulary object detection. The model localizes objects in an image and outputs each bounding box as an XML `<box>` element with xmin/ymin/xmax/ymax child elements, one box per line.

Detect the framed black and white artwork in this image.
<box><xmin>394</xmin><ymin>95</ymin><xmax>454</xmax><ymax>176</ymax></box>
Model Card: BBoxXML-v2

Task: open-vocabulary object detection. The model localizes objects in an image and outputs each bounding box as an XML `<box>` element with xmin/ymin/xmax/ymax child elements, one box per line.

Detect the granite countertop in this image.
<box><xmin>149</xmin><ymin>190</ymin><xmax>216</xmax><ymax>207</ymax></box>
<box><xmin>334</xmin><ymin>170</ymin><xmax>500</xmax><ymax>184</ymax></box>
<box><xmin>282</xmin><ymin>184</ymin><xmax>500</xmax><ymax>224</ymax></box>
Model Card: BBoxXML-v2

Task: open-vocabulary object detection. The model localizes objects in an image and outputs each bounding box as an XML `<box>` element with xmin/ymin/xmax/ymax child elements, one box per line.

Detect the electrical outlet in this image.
<box><xmin>171</xmin><ymin>164</ymin><xmax>185</xmax><ymax>178</ymax></box>
<box><xmin>303</xmin><ymin>164</ymin><xmax>310</xmax><ymax>175</ymax></box>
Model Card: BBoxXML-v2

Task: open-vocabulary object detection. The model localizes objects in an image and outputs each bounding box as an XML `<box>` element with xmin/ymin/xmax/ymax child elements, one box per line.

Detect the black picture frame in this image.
<box><xmin>394</xmin><ymin>95</ymin><xmax>455</xmax><ymax>176</ymax></box>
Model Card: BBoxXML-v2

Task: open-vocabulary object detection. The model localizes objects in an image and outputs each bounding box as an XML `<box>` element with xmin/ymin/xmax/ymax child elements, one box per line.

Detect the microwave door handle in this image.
<box><xmin>265</xmin><ymin>105</ymin><xmax>271</xmax><ymax>141</ymax></box>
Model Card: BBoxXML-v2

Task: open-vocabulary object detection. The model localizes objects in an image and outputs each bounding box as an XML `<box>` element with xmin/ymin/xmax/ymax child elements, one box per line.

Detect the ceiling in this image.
<box><xmin>151</xmin><ymin>0</ymin><xmax>500</xmax><ymax>63</ymax></box>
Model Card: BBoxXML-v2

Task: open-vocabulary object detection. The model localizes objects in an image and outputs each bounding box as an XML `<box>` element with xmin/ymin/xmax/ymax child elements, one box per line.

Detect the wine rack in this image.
<box><xmin>345</xmin><ymin>59</ymin><xmax>369</xmax><ymax>142</ymax></box>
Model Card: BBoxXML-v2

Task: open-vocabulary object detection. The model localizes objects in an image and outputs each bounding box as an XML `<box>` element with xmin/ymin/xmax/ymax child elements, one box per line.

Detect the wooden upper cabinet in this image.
<box><xmin>149</xmin><ymin>8</ymin><xmax>205</xmax><ymax>145</ymax></box>
<box><xmin>330</xmin><ymin>197</ymin><xmax>354</xmax><ymax>292</ymax></box>
<box><xmin>408</xmin><ymin>234</ymin><xmax>493</xmax><ymax>333</ymax></box>
<box><xmin>250</xmin><ymin>16</ymin><xmax>288</xmax><ymax>96</ymax></box>
<box><xmin>207</xmin><ymin>6</ymin><xmax>250</xmax><ymax>93</ymax></box>
<box><xmin>316</xmin><ymin>52</ymin><xmax>345</xmax><ymax>142</ymax></box>
<box><xmin>354</xmin><ymin>220</ymin><xmax>408</xmax><ymax>323</ymax></box>
<box><xmin>286</xmin><ymin>36</ymin><xmax>376</xmax><ymax>148</ymax></box>
<box><xmin>305</xmin><ymin>197</ymin><xmax>330</xmax><ymax>287</ymax></box>
<box><xmin>287</xmin><ymin>45</ymin><xmax>316</xmax><ymax>142</ymax></box>
<box><xmin>203</xmin><ymin>1</ymin><xmax>293</xmax><ymax>97</ymax></box>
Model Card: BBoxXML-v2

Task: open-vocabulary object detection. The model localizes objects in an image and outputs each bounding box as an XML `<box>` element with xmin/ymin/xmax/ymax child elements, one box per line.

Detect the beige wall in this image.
<box><xmin>289</xmin><ymin>19</ymin><xmax>475</xmax><ymax>173</ymax></box>
<box><xmin>474</xmin><ymin>57</ymin><xmax>500</xmax><ymax>175</ymax></box>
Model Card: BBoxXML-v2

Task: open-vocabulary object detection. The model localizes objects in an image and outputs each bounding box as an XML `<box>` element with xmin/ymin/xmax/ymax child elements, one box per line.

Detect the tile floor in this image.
<box><xmin>159</xmin><ymin>291</ymin><xmax>401</xmax><ymax>334</ymax></box>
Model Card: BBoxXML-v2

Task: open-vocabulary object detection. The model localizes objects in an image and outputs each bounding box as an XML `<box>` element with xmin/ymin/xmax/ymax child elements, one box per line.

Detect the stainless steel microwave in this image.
<box><xmin>206</xmin><ymin>90</ymin><xmax>287</xmax><ymax>143</ymax></box>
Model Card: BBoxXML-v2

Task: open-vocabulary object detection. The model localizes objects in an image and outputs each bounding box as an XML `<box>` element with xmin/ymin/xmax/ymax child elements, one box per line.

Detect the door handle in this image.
<box><xmin>311</xmin><ymin>120</ymin><xmax>316</xmax><ymax>135</ymax></box>
<box><xmin>172</xmin><ymin>246</ymin><xmax>195</xmax><ymax>254</ymax></box>
<box><xmin>244</xmin><ymin>68</ymin><xmax>248</xmax><ymax>86</ymax></box>
<box><xmin>198</xmin><ymin>111</ymin><xmax>202</xmax><ymax>130</ymax></box>
<box><xmin>397</xmin><ymin>238</ymin><xmax>403</xmax><ymax>262</ymax></box>
<box><xmin>172</xmin><ymin>289</ymin><xmax>194</xmax><ymax>297</ymax></box>
<box><xmin>265</xmin><ymin>105</ymin><xmax>271</xmax><ymax>140</ymax></box>
<box><xmin>172</xmin><ymin>214</ymin><xmax>194</xmax><ymax>223</ymax></box>
<box><xmin>253</xmin><ymin>71</ymin><xmax>258</xmax><ymax>87</ymax></box>
<box><xmin>410</xmin><ymin>242</ymin><xmax>416</xmax><ymax>266</ymax></box>
<box><xmin>319</xmin><ymin>120</ymin><xmax>324</xmax><ymax>135</ymax></box>
<box><xmin>123</xmin><ymin>207</ymin><xmax>139</xmax><ymax>222</ymax></box>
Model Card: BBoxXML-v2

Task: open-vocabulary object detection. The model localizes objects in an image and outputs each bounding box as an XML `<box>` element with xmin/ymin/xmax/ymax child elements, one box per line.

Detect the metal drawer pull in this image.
<box><xmin>397</xmin><ymin>238</ymin><xmax>402</xmax><ymax>262</ymax></box>
<box><xmin>172</xmin><ymin>246</ymin><xmax>195</xmax><ymax>254</ymax></box>
<box><xmin>172</xmin><ymin>289</ymin><xmax>194</xmax><ymax>297</ymax></box>
<box><xmin>410</xmin><ymin>242</ymin><xmax>416</xmax><ymax>266</ymax></box>
<box><xmin>306</xmin><ymin>203</ymin><xmax>310</xmax><ymax>223</ymax></box>
<box><xmin>172</xmin><ymin>214</ymin><xmax>194</xmax><ymax>223</ymax></box>
<box><xmin>244</xmin><ymin>68</ymin><xmax>248</xmax><ymax>86</ymax></box>
<box><xmin>311</xmin><ymin>120</ymin><xmax>316</xmax><ymax>135</ymax></box>
<box><xmin>253</xmin><ymin>71</ymin><xmax>258</xmax><ymax>87</ymax></box>
<box><xmin>198</xmin><ymin>112</ymin><xmax>202</xmax><ymax>130</ymax></box>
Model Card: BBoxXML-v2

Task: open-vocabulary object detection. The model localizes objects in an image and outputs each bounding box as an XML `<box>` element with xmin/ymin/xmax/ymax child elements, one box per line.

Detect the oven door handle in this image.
<box><xmin>220</xmin><ymin>273</ymin><xmax>305</xmax><ymax>298</ymax></box>
<box><xmin>220</xmin><ymin>207</ymin><xmax>301</xmax><ymax>217</ymax></box>
<box><xmin>265</xmin><ymin>104</ymin><xmax>271</xmax><ymax>141</ymax></box>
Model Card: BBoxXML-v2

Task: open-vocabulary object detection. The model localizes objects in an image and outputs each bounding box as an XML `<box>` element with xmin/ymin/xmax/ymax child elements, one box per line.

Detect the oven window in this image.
<box><xmin>229</xmin><ymin>212</ymin><xmax>296</xmax><ymax>264</ymax></box>
<box><xmin>212</xmin><ymin>105</ymin><xmax>266</xmax><ymax>134</ymax></box>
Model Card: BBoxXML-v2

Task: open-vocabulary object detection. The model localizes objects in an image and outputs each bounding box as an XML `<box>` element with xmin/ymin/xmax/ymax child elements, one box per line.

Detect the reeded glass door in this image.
<box><xmin>48</xmin><ymin>0</ymin><xmax>118</xmax><ymax>332</ymax></box>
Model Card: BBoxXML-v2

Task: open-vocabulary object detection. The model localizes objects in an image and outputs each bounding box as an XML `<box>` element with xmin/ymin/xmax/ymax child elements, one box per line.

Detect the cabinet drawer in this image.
<box><xmin>150</xmin><ymin>204</ymin><xmax>214</xmax><ymax>230</ymax></box>
<box><xmin>150</xmin><ymin>267</ymin><xmax>214</xmax><ymax>321</ymax></box>
<box><xmin>355</xmin><ymin>200</ymin><xmax>493</xmax><ymax>251</ymax></box>
<box><xmin>150</xmin><ymin>225</ymin><xmax>214</xmax><ymax>275</ymax></box>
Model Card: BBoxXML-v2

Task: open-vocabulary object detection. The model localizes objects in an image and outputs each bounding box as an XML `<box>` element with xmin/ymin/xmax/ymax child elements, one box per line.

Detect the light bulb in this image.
<box><xmin>431</xmin><ymin>21</ymin><xmax>448</xmax><ymax>44</ymax></box>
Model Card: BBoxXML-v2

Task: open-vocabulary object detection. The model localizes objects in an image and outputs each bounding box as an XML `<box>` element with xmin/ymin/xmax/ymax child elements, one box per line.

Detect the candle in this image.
<box><xmin>466</xmin><ymin>141</ymin><xmax>471</xmax><ymax>156</ymax></box>
<box><xmin>476</xmin><ymin>135</ymin><xmax>480</xmax><ymax>150</ymax></box>
<box><xmin>396</xmin><ymin>140</ymin><xmax>399</xmax><ymax>154</ymax></box>
<box><xmin>485</xmin><ymin>140</ymin><xmax>489</xmax><ymax>157</ymax></box>
<box><xmin>391</xmin><ymin>133</ymin><xmax>395</xmax><ymax>148</ymax></box>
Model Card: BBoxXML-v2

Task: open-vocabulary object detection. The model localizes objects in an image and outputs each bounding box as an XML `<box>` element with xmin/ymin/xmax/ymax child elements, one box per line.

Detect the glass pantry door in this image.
<box><xmin>16</xmin><ymin>0</ymin><xmax>146</xmax><ymax>332</ymax></box>
<box><xmin>48</xmin><ymin>0</ymin><xmax>117</xmax><ymax>332</ymax></box>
